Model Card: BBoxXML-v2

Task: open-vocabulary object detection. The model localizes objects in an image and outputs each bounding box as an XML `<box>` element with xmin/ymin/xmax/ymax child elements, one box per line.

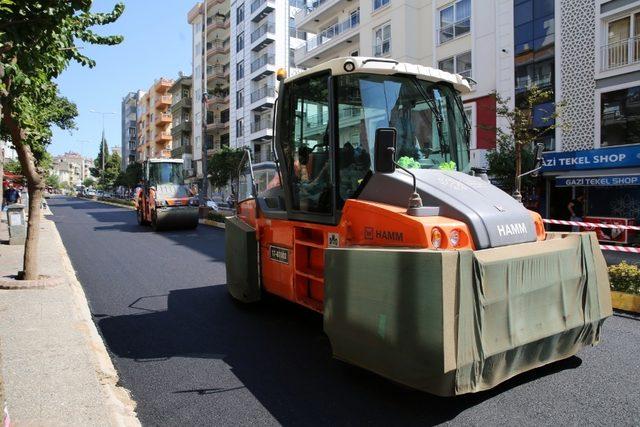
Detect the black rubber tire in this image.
<box><xmin>137</xmin><ymin>207</ymin><xmax>148</xmax><ymax>226</ymax></box>
<box><xmin>151</xmin><ymin>210</ymin><xmax>161</xmax><ymax>231</ymax></box>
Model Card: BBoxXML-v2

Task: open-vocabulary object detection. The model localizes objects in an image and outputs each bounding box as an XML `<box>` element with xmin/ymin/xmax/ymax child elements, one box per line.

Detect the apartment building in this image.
<box><xmin>188</xmin><ymin>0</ymin><xmax>231</xmax><ymax>183</ymax></box>
<box><xmin>293</xmin><ymin>0</ymin><xmax>497</xmax><ymax>167</ymax></box>
<box><xmin>229</xmin><ymin>0</ymin><xmax>306</xmax><ymax>163</ymax></box>
<box><xmin>136</xmin><ymin>78</ymin><xmax>174</xmax><ymax>162</ymax></box>
<box><xmin>495</xmin><ymin>0</ymin><xmax>640</xmax><ymax>222</ymax></box>
<box><xmin>120</xmin><ymin>91</ymin><xmax>144</xmax><ymax>171</ymax></box>
<box><xmin>51</xmin><ymin>152</ymin><xmax>92</xmax><ymax>186</ymax></box>
<box><xmin>170</xmin><ymin>74</ymin><xmax>194</xmax><ymax>177</ymax></box>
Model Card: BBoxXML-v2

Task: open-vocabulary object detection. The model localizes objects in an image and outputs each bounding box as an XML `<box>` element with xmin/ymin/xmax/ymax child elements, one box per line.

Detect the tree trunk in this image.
<box><xmin>514</xmin><ymin>141</ymin><xmax>522</xmax><ymax>193</ymax></box>
<box><xmin>1</xmin><ymin>100</ymin><xmax>44</xmax><ymax>280</ymax></box>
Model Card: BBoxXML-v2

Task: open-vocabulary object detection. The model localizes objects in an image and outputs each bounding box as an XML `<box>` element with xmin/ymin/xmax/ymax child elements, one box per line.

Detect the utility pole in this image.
<box><xmin>199</xmin><ymin>0</ymin><xmax>209</xmax><ymax>215</ymax></box>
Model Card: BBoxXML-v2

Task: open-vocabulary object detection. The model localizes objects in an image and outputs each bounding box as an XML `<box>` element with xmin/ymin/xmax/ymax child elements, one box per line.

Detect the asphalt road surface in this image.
<box><xmin>48</xmin><ymin>196</ymin><xmax>640</xmax><ymax>426</ymax></box>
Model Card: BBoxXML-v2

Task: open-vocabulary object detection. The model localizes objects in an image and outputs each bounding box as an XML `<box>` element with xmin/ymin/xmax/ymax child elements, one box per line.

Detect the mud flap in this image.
<box><xmin>225</xmin><ymin>216</ymin><xmax>261</xmax><ymax>302</ymax></box>
<box><xmin>323</xmin><ymin>232</ymin><xmax>612</xmax><ymax>396</ymax></box>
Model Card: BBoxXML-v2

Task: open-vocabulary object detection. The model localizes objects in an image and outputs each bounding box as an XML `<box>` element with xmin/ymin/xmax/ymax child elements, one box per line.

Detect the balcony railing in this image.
<box><xmin>305</xmin><ymin>11</ymin><xmax>359</xmax><ymax>52</ymax></box>
<box><xmin>250</xmin><ymin>0</ymin><xmax>269</xmax><ymax>13</ymax></box>
<box><xmin>251</xmin><ymin>118</ymin><xmax>272</xmax><ymax>133</ymax></box>
<box><xmin>251</xmin><ymin>53</ymin><xmax>275</xmax><ymax>73</ymax></box>
<box><xmin>290</xmin><ymin>27</ymin><xmax>307</xmax><ymax>40</ymax></box>
<box><xmin>206</xmin><ymin>14</ymin><xmax>229</xmax><ymax>30</ymax></box>
<box><xmin>515</xmin><ymin>73</ymin><xmax>552</xmax><ymax>91</ymax></box>
<box><xmin>251</xmin><ymin>22</ymin><xmax>275</xmax><ymax>43</ymax></box>
<box><xmin>601</xmin><ymin>36</ymin><xmax>640</xmax><ymax>71</ymax></box>
<box><xmin>207</xmin><ymin>65</ymin><xmax>225</xmax><ymax>79</ymax></box>
<box><xmin>300</xmin><ymin>0</ymin><xmax>329</xmax><ymax>16</ymax></box>
<box><xmin>250</xmin><ymin>86</ymin><xmax>275</xmax><ymax>103</ymax></box>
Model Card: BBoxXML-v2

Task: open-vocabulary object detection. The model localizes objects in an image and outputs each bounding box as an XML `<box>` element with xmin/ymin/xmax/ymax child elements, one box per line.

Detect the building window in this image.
<box><xmin>351</xmin><ymin>50</ymin><xmax>359</xmax><ymax>56</ymax></box>
<box><xmin>237</xmin><ymin>4</ymin><xmax>244</xmax><ymax>23</ymax></box>
<box><xmin>438</xmin><ymin>51</ymin><xmax>472</xmax><ymax>77</ymax></box>
<box><xmin>602</xmin><ymin>13</ymin><xmax>640</xmax><ymax>71</ymax></box>
<box><xmin>438</xmin><ymin>0</ymin><xmax>471</xmax><ymax>44</ymax></box>
<box><xmin>237</xmin><ymin>89</ymin><xmax>244</xmax><ymax>108</ymax></box>
<box><xmin>373</xmin><ymin>0</ymin><xmax>390</xmax><ymax>12</ymax></box>
<box><xmin>237</xmin><ymin>60</ymin><xmax>245</xmax><ymax>79</ymax></box>
<box><xmin>601</xmin><ymin>86</ymin><xmax>640</xmax><ymax>147</ymax></box>
<box><xmin>373</xmin><ymin>23</ymin><xmax>391</xmax><ymax>57</ymax></box>
<box><xmin>236</xmin><ymin>118</ymin><xmax>244</xmax><ymax>137</ymax></box>
<box><xmin>237</xmin><ymin>32</ymin><xmax>244</xmax><ymax>52</ymax></box>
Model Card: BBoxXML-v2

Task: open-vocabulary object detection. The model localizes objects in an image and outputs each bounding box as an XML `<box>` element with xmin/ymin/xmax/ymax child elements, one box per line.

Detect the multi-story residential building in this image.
<box><xmin>491</xmin><ymin>0</ymin><xmax>640</xmax><ymax>223</ymax></box>
<box><xmin>292</xmin><ymin>0</ymin><xmax>497</xmax><ymax>168</ymax></box>
<box><xmin>229</xmin><ymin>0</ymin><xmax>306</xmax><ymax>163</ymax></box>
<box><xmin>136</xmin><ymin>78</ymin><xmax>174</xmax><ymax>162</ymax></box>
<box><xmin>170</xmin><ymin>73</ymin><xmax>194</xmax><ymax>176</ymax></box>
<box><xmin>188</xmin><ymin>0</ymin><xmax>231</xmax><ymax>185</ymax></box>
<box><xmin>120</xmin><ymin>90</ymin><xmax>144</xmax><ymax>171</ymax></box>
<box><xmin>51</xmin><ymin>152</ymin><xmax>92</xmax><ymax>187</ymax></box>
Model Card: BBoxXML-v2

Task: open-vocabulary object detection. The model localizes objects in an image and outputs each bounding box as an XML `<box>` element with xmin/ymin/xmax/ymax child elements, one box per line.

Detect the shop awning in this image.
<box><xmin>555</xmin><ymin>168</ymin><xmax>640</xmax><ymax>187</ymax></box>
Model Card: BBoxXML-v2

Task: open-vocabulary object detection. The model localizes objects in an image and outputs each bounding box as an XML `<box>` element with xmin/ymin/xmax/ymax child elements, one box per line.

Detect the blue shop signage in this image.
<box><xmin>542</xmin><ymin>145</ymin><xmax>640</xmax><ymax>171</ymax></box>
<box><xmin>556</xmin><ymin>175</ymin><xmax>640</xmax><ymax>187</ymax></box>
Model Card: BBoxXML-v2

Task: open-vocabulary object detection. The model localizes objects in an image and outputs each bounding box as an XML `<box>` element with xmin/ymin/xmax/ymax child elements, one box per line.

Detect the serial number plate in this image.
<box><xmin>269</xmin><ymin>245</ymin><xmax>289</xmax><ymax>264</ymax></box>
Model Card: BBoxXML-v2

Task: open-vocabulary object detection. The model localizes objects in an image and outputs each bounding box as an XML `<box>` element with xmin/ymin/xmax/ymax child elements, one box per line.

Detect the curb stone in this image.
<box><xmin>0</xmin><ymin>275</ymin><xmax>65</xmax><ymax>290</ymax></box>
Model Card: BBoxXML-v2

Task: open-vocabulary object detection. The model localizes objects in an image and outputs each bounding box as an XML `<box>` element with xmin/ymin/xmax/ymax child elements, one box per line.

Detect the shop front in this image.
<box><xmin>541</xmin><ymin>145</ymin><xmax>640</xmax><ymax>243</ymax></box>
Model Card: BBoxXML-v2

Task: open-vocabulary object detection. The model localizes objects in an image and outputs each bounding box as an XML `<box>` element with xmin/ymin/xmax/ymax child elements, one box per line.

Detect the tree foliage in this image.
<box><xmin>3</xmin><ymin>158</ymin><xmax>21</xmax><ymax>174</ymax></box>
<box><xmin>0</xmin><ymin>0</ymin><xmax>124</xmax><ymax>280</ymax></box>
<box><xmin>45</xmin><ymin>173</ymin><xmax>60</xmax><ymax>189</ymax></box>
<box><xmin>82</xmin><ymin>176</ymin><xmax>95</xmax><ymax>187</ymax></box>
<box><xmin>486</xmin><ymin>87</ymin><xmax>567</xmax><ymax>193</ymax></box>
<box><xmin>118</xmin><ymin>162</ymin><xmax>142</xmax><ymax>188</ymax></box>
<box><xmin>207</xmin><ymin>147</ymin><xmax>245</xmax><ymax>189</ymax></box>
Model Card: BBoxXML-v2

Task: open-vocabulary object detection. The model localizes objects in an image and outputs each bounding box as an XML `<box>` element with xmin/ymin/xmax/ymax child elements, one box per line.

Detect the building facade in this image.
<box><xmin>170</xmin><ymin>74</ymin><xmax>194</xmax><ymax>177</ymax></box>
<box><xmin>120</xmin><ymin>90</ymin><xmax>144</xmax><ymax>171</ymax></box>
<box><xmin>188</xmin><ymin>0</ymin><xmax>231</xmax><ymax>184</ymax></box>
<box><xmin>136</xmin><ymin>78</ymin><xmax>174</xmax><ymax>162</ymax></box>
<box><xmin>229</xmin><ymin>0</ymin><xmax>306</xmax><ymax>163</ymax></box>
<box><xmin>292</xmin><ymin>0</ymin><xmax>497</xmax><ymax>167</ymax></box>
<box><xmin>51</xmin><ymin>152</ymin><xmax>92</xmax><ymax>187</ymax></box>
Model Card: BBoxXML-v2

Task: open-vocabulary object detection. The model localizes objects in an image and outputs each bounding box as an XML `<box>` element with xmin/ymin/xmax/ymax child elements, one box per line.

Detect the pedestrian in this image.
<box><xmin>567</xmin><ymin>194</ymin><xmax>585</xmax><ymax>232</ymax></box>
<box><xmin>2</xmin><ymin>183</ymin><xmax>21</xmax><ymax>211</ymax></box>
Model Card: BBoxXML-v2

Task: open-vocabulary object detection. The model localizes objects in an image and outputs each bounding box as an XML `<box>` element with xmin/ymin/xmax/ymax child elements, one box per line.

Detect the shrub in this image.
<box><xmin>207</xmin><ymin>211</ymin><xmax>227</xmax><ymax>223</ymax></box>
<box><xmin>608</xmin><ymin>261</ymin><xmax>640</xmax><ymax>295</ymax></box>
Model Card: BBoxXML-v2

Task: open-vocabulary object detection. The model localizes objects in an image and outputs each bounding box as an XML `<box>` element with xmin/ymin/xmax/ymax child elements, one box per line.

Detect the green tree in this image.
<box><xmin>207</xmin><ymin>147</ymin><xmax>245</xmax><ymax>190</ymax></box>
<box><xmin>45</xmin><ymin>173</ymin><xmax>60</xmax><ymax>189</ymax></box>
<box><xmin>98</xmin><ymin>150</ymin><xmax>120</xmax><ymax>189</ymax></box>
<box><xmin>122</xmin><ymin>162</ymin><xmax>142</xmax><ymax>188</ymax></box>
<box><xmin>82</xmin><ymin>177</ymin><xmax>95</xmax><ymax>187</ymax></box>
<box><xmin>3</xmin><ymin>158</ymin><xmax>21</xmax><ymax>174</ymax></box>
<box><xmin>0</xmin><ymin>1</ymin><xmax>124</xmax><ymax>280</ymax></box>
<box><xmin>486</xmin><ymin>87</ymin><xmax>567</xmax><ymax>196</ymax></box>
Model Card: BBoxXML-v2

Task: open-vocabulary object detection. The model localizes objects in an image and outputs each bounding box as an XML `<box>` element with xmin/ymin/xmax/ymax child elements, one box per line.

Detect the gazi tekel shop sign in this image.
<box><xmin>542</xmin><ymin>145</ymin><xmax>640</xmax><ymax>171</ymax></box>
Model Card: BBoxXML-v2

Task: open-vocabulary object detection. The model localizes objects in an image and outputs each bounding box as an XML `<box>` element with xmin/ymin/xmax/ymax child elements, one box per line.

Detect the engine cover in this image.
<box><xmin>358</xmin><ymin>169</ymin><xmax>537</xmax><ymax>249</ymax></box>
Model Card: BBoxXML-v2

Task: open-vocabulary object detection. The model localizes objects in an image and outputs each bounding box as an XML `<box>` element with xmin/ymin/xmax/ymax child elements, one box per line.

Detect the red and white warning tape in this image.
<box><xmin>599</xmin><ymin>245</ymin><xmax>640</xmax><ymax>253</ymax></box>
<box><xmin>542</xmin><ymin>218</ymin><xmax>640</xmax><ymax>253</ymax></box>
<box><xmin>542</xmin><ymin>218</ymin><xmax>640</xmax><ymax>231</ymax></box>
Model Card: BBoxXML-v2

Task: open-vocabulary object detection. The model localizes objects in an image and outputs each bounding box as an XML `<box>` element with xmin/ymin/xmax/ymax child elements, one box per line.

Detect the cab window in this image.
<box><xmin>280</xmin><ymin>72</ymin><xmax>332</xmax><ymax>214</ymax></box>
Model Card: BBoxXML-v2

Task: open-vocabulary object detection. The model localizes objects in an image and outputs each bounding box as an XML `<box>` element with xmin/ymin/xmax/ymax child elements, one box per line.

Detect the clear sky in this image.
<box><xmin>50</xmin><ymin>0</ymin><xmax>194</xmax><ymax>160</ymax></box>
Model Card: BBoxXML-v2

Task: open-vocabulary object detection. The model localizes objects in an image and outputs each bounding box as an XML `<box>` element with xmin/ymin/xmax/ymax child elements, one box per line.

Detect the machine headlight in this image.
<box><xmin>449</xmin><ymin>230</ymin><xmax>460</xmax><ymax>247</ymax></box>
<box><xmin>431</xmin><ymin>227</ymin><xmax>443</xmax><ymax>249</ymax></box>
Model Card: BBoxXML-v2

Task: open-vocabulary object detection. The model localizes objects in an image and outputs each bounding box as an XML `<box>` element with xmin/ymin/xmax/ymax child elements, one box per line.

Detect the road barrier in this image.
<box><xmin>543</xmin><ymin>218</ymin><xmax>640</xmax><ymax>253</ymax></box>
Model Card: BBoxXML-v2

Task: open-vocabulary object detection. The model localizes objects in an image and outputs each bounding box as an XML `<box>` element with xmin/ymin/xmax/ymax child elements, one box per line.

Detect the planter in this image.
<box><xmin>611</xmin><ymin>290</ymin><xmax>640</xmax><ymax>313</ymax></box>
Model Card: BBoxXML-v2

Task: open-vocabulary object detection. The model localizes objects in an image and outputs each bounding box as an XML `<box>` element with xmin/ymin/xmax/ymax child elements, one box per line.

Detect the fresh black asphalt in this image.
<box><xmin>48</xmin><ymin>196</ymin><xmax>640</xmax><ymax>426</ymax></box>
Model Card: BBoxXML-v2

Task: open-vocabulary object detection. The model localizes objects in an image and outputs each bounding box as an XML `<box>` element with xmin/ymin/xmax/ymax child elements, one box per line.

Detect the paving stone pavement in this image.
<box><xmin>0</xmin><ymin>208</ymin><xmax>138</xmax><ymax>426</ymax></box>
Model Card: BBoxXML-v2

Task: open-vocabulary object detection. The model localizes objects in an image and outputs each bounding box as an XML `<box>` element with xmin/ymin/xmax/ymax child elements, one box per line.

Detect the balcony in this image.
<box><xmin>206</xmin><ymin>14</ymin><xmax>230</xmax><ymax>34</ymax></box>
<box><xmin>206</xmin><ymin>118</ymin><xmax>229</xmax><ymax>131</ymax></box>
<box><xmin>207</xmin><ymin>64</ymin><xmax>226</xmax><ymax>81</ymax></box>
<box><xmin>206</xmin><ymin>39</ymin><xmax>230</xmax><ymax>58</ymax></box>
<box><xmin>155</xmin><ymin>78</ymin><xmax>172</xmax><ymax>93</ymax></box>
<box><xmin>155</xmin><ymin>112</ymin><xmax>172</xmax><ymax>126</ymax></box>
<box><xmin>250</xmin><ymin>85</ymin><xmax>275</xmax><ymax>110</ymax></box>
<box><xmin>294</xmin><ymin>11</ymin><xmax>359</xmax><ymax>68</ymax></box>
<box><xmin>171</xmin><ymin>144</ymin><xmax>193</xmax><ymax>158</ymax></box>
<box><xmin>294</xmin><ymin>0</ymin><xmax>348</xmax><ymax>33</ymax></box>
<box><xmin>250</xmin><ymin>0</ymin><xmax>275</xmax><ymax>22</ymax></box>
<box><xmin>207</xmin><ymin>91</ymin><xmax>230</xmax><ymax>107</ymax></box>
<box><xmin>171</xmin><ymin>96</ymin><xmax>192</xmax><ymax>112</ymax></box>
<box><xmin>250</xmin><ymin>118</ymin><xmax>273</xmax><ymax>141</ymax></box>
<box><xmin>250</xmin><ymin>53</ymin><xmax>276</xmax><ymax>80</ymax></box>
<box><xmin>171</xmin><ymin>120</ymin><xmax>191</xmax><ymax>135</ymax></box>
<box><xmin>601</xmin><ymin>36</ymin><xmax>640</xmax><ymax>72</ymax></box>
<box><xmin>156</xmin><ymin>131</ymin><xmax>171</xmax><ymax>142</ymax></box>
<box><xmin>250</xmin><ymin>22</ymin><xmax>275</xmax><ymax>51</ymax></box>
<box><xmin>154</xmin><ymin>95</ymin><xmax>171</xmax><ymax>109</ymax></box>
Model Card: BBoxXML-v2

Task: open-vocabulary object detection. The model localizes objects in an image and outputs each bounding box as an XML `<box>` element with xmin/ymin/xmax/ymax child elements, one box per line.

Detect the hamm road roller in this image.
<box><xmin>225</xmin><ymin>58</ymin><xmax>612</xmax><ymax>396</ymax></box>
<box><xmin>136</xmin><ymin>158</ymin><xmax>199</xmax><ymax>230</ymax></box>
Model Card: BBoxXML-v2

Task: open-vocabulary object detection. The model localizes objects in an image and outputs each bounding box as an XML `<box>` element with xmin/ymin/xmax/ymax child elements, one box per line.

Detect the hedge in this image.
<box><xmin>608</xmin><ymin>261</ymin><xmax>640</xmax><ymax>295</ymax></box>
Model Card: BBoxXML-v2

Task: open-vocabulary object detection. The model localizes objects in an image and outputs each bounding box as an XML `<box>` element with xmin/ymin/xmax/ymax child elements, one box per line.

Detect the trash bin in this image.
<box><xmin>6</xmin><ymin>203</ymin><xmax>26</xmax><ymax>245</ymax></box>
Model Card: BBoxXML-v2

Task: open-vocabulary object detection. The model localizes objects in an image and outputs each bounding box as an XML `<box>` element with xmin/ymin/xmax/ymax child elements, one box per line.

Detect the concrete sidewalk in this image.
<box><xmin>0</xmin><ymin>212</ymin><xmax>138</xmax><ymax>426</ymax></box>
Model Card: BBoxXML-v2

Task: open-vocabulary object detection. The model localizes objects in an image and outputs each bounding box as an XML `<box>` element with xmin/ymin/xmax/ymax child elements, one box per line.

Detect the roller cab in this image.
<box><xmin>225</xmin><ymin>57</ymin><xmax>612</xmax><ymax>395</ymax></box>
<box><xmin>136</xmin><ymin>158</ymin><xmax>199</xmax><ymax>230</ymax></box>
